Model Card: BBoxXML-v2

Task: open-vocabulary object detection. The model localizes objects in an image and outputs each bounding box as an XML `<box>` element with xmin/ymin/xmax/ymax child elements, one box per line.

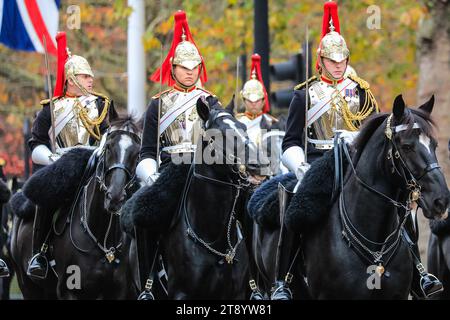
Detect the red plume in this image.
<box><xmin>250</xmin><ymin>54</ymin><xmax>270</xmax><ymax>113</ymax></box>
<box><xmin>317</xmin><ymin>1</ymin><xmax>341</xmax><ymax>70</ymax></box>
<box><xmin>150</xmin><ymin>10</ymin><xmax>207</xmax><ymax>86</ymax></box>
<box><xmin>321</xmin><ymin>1</ymin><xmax>341</xmax><ymax>38</ymax></box>
<box><xmin>53</xmin><ymin>32</ymin><xmax>68</xmax><ymax>97</ymax></box>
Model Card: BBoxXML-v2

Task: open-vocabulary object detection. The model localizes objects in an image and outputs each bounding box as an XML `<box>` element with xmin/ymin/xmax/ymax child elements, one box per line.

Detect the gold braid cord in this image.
<box><xmin>337</xmin><ymin>74</ymin><xmax>379</xmax><ymax>131</ymax></box>
<box><xmin>75</xmin><ymin>93</ymin><xmax>110</xmax><ymax>141</ymax></box>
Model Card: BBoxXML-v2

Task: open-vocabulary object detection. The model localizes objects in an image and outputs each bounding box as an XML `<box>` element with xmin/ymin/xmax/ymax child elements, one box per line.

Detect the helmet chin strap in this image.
<box><xmin>171</xmin><ymin>64</ymin><xmax>202</xmax><ymax>90</ymax></box>
<box><xmin>319</xmin><ymin>57</ymin><xmax>348</xmax><ymax>84</ymax></box>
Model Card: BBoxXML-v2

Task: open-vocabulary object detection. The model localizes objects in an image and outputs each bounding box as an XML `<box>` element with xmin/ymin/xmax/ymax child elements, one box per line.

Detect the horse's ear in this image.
<box><xmin>197</xmin><ymin>96</ymin><xmax>210</xmax><ymax>122</ymax></box>
<box><xmin>224</xmin><ymin>94</ymin><xmax>235</xmax><ymax>116</ymax></box>
<box><xmin>419</xmin><ymin>95</ymin><xmax>434</xmax><ymax>115</ymax></box>
<box><xmin>108</xmin><ymin>104</ymin><xmax>119</xmax><ymax>123</ymax></box>
<box><xmin>393</xmin><ymin>94</ymin><xmax>405</xmax><ymax>119</ymax></box>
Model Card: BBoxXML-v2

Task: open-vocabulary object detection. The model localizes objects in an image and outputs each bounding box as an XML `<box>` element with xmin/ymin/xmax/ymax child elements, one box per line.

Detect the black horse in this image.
<box><xmin>129</xmin><ymin>97</ymin><xmax>266</xmax><ymax>299</ymax></box>
<box><xmin>11</xmin><ymin>116</ymin><xmax>141</xmax><ymax>299</ymax></box>
<box><xmin>252</xmin><ymin>95</ymin><xmax>449</xmax><ymax>299</ymax></box>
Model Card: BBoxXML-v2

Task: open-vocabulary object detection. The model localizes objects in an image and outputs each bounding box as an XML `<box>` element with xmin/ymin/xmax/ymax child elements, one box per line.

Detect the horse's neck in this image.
<box><xmin>342</xmin><ymin>143</ymin><xmax>403</xmax><ymax>241</ymax></box>
<box><xmin>187</xmin><ymin>165</ymin><xmax>237</xmax><ymax>240</ymax></box>
<box><xmin>83</xmin><ymin>179</ymin><xmax>121</xmax><ymax>244</ymax></box>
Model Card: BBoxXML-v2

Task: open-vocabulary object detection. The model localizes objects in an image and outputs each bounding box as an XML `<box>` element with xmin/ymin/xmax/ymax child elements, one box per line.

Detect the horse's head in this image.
<box><xmin>98</xmin><ymin>116</ymin><xmax>141</xmax><ymax>214</ymax></box>
<box><xmin>385</xmin><ymin>95</ymin><xmax>449</xmax><ymax>219</ymax></box>
<box><xmin>196</xmin><ymin>96</ymin><xmax>269</xmax><ymax>179</ymax></box>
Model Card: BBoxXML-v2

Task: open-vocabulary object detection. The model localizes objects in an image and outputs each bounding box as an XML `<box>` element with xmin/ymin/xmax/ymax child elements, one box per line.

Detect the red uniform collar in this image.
<box><xmin>244</xmin><ymin>111</ymin><xmax>263</xmax><ymax>120</ymax></box>
<box><xmin>173</xmin><ymin>84</ymin><xmax>197</xmax><ymax>93</ymax></box>
<box><xmin>321</xmin><ymin>75</ymin><xmax>344</xmax><ymax>85</ymax></box>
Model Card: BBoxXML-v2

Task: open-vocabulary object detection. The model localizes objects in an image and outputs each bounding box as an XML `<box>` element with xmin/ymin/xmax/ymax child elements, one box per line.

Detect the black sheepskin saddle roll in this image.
<box><xmin>0</xmin><ymin>179</ymin><xmax>10</xmax><ymax>204</ymax></box>
<box><xmin>429</xmin><ymin>213</ymin><xmax>450</xmax><ymax>237</ymax></box>
<box><xmin>285</xmin><ymin>149</ymin><xmax>347</xmax><ymax>234</ymax></box>
<box><xmin>9</xmin><ymin>191</ymin><xmax>36</xmax><ymax>219</ymax></box>
<box><xmin>120</xmin><ymin>162</ymin><xmax>191</xmax><ymax>236</ymax></box>
<box><xmin>20</xmin><ymin>148</ymin><xmax>94</xmax><ymax>214</ymax></box>
<box><xmin>247</xmin><ymin>173</ymin><xmax>296</xmax><ymax>229</ymax></box>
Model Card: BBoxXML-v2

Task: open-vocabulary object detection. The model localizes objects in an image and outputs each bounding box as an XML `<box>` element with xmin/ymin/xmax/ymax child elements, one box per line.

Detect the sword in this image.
<box><xmin>155</xmin><ymin>43</ymin><xmax>163</xmax><ymax>173</ymax></box>
<box><xmin>303</xmin><ymin>25</ymin><xmax>310</xmax><ymax>165</ymax></box>
<box><xmin>234</xmin><ymin>55</ymin><xmax>240</xmax><ymax>112</ymax></box>
<box><xmin>43</xmin><ymin>36</ymin><xmax>56</xmax><ymax>154</ymax></box>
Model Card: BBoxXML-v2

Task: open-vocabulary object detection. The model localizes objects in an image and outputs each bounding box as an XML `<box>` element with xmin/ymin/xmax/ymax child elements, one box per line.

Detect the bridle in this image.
<box><xmin>183</xmin><ymin>111</ymin><xmax>251</xmax><ymax>264</ymax></box>
<box><xmin>338</xmin><ymin>113</ymin><xmax>441</xmax><ymax>274</ymax></box>
<box><xmin>95</xmin><ymin>129</ymin><xmax>141</xmax><ymax>212</ymax></box>
<box><xmin>66</xmin><ymin>127</ymin><xmax>141</xmax><ymax>264</ymax></box>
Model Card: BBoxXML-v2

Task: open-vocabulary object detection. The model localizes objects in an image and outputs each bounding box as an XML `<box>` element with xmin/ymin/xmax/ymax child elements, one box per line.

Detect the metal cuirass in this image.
<box><xmin>308</xmin><ymin>79</ymin><xmax>360</xmax><ymax>142</ymax></box>
<box><xmin>159</xmin><ymin>89</ymin><xmax>209</xmax><ymax>154</ymax></box>
<box><xmin>53</xmin><ymin>96</ymin><xmax>99</xmax><ymax>148</ymax></box>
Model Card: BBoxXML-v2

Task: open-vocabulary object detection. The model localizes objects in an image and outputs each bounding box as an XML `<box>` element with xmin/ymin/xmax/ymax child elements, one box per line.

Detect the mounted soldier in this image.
<box><xmin>272</xmin><ymin>1</ymin><xmax>380</xmax><ymax>299</ymax></box>
<box><xmin>26</xmin><ymin>32</ymin><xmax>113</xmax><ymax>280</ymax></box>
<box><xmin>273</xmin><ymin>1</ymin><xmax>442</xmax><ymax>300</ymax></box>
<box><xmin>134</xmin><ymin>10</ymin><xmax>220</xmax><ymax>299</ymax></box>
<box><xmin>236</xmin><ymin>54</ymin><xmax>285</xmax><ymax>177</ymax></box>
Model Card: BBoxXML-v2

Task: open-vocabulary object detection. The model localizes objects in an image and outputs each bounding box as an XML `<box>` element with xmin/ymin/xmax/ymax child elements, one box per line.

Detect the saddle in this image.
<box><xmin>120</xmin><ymin>162</ymin><xmax>190</xmax><ymax>236</ymax></box>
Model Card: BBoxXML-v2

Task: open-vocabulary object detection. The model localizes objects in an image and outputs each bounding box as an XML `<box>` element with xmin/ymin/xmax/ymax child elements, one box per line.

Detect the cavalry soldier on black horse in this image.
<box><xmin>134</xmin><ymin>10</ymin><xmax>220</xmax><ymax>299</ymax></box>
<box><xmin>272</xmin><ymin>0</ymin><xmax>442</xmax><ymax>300</ymax></box>
<box><xmin>26</xmin><ymin>32</ymin><xmax>113</xmax><ymax>280</ymax></box>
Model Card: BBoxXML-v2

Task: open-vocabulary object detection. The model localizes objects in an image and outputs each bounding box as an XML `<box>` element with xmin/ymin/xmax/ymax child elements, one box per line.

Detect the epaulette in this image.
<box><xmin>197</xmin><ymin>87</ymin><xmax>215</xmax><ymax>97</ymax></box>
<box><xmin>91</xmin><ymin>91</ymin><xmax>111</xmax><ymax>102</ymax></box>
<box><xmin>347</xmin><ymin>74</ymin><xmax>370</xmax><ymax>90</ymax></box>
<box><xmin>39</xmin><ymin>96</ymin><xmax>60</xmax><ymax>106</ymax></box>
<box><xmin>294</xmin><ymin>76</ymin><xmax>318</xmax><ymax>90</ymax></box>
<box><xmin>264</xmin><ymin>113</ymin><xmax>278</xmax><ymax>123</ymax></box>
<box><xmin>152</xmin><ymin>88</ymin><xmax>172</xmax><ymax>99</ymax></box>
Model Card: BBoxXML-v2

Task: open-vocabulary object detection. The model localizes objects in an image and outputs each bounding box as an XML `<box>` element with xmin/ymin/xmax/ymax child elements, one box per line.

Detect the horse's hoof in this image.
<box><xmin>137</xmin><ymin>291</ymin><xmax>155</xmax><ymax>300</ymax></box>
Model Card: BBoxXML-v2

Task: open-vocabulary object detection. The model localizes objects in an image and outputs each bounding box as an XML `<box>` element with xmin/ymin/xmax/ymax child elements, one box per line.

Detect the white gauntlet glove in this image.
<box><xmin>31</xmin><ymin>145</ymin><xmax>60</xmax><ymax>166</ymax></box>
<box><xmin>136</xmin><ymin>158</ymin><xmax>159</xmax><ymax>187</ymax></box>
<box><xmin>282</xmin><ymin>146</ymin><xmax>308</xmax><ymax>180</ymax></box>
<box><xmin>335</xmin><ymin>130</ymin><xmax>359</xmax><ymax>145</ymax></box>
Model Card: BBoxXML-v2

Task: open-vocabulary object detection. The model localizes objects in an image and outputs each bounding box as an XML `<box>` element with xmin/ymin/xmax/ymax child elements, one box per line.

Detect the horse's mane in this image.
<box><xmin>110</xmin><ymin>115</ymin><xmax>142</xmax><ymax>133</ymax></box>
<box><xmin>353</xmin><ymin>107</ymin><xmax>436</xmax><ymax>161</ymax></box>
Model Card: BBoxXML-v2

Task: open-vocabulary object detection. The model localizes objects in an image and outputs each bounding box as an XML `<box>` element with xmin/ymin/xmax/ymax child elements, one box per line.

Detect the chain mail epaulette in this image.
<box><xmin>39</xmin><ymin>96</ymin><xmax>60</xmax><ymax>106</ymax></box>
<box><xmin>347</xmin><ymin>74</ymin><xmax>379</xmax><ymax>113</ymax></box>
<box><xmin>92</xmin><ymin>91</ymin><xmax>110</xmax><ymax>102</ymax></box>
<box><xmin>347</xmin><ymin>74</ymin><xmax>370</xmax><ymax>90</ymax></box>
<box><xmin>197</xmin><ymin>87</ymin><xmax>216</xmax><ymax>97</ymax></box>
<box><xmin>294</xmin><ymin>76</ymin><xmax>318</xmax><ymax>90</ymax></box>
<box><xmin>265</xmin><ymin>113</ymin><xmax>278</xmax><ymax>123</ymax></box>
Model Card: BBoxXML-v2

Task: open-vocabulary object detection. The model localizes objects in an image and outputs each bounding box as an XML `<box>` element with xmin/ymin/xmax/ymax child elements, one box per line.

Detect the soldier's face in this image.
<box><xmin>322</xmin><ymin>58</ymin><xmax>347</xmax><ymax>79</ymax></box>
<box><xmin>173</xmin><ymin>65</ymin><xmax>200</xmax><ymax>87</ymax></box>
<box><xmin>67</xmin><ymin>74</ymin><xmax>93</xmax><ymax>95</ymax></box>
<box><xmin>244</xmin><ymin>99</ymin><xmax>264</xmax><ymax>115</ymax></box>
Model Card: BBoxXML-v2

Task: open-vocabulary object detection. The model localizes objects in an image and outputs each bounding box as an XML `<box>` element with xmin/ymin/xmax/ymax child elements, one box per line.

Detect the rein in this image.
<box><xmin>337</xmin><ymin>115</ymin><xmax>440</xmax><ymax>273</ymax></box>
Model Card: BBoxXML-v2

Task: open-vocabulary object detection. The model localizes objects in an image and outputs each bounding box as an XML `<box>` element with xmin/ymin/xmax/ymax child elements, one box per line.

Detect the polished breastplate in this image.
<box><xmin>54</xmin><ymin>96</ymin><xmax>99</xmax><ymax>148</ymax></box>
<box><xmin>159</xmin><ymin>89</ymin><xmax>209</xmax><ymax>154</ymax></box>
<box><xmin>309</xmin><ymin>79</ymin><xmax>360</xmax><ymax>142</ymax></box>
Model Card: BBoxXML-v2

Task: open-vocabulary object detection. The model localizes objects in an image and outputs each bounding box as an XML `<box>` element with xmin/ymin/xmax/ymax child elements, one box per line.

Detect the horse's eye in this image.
<box><xmin>401</xmin><ymin>144</ymin><xmax>414</xmax><ymax>152</ymax></box>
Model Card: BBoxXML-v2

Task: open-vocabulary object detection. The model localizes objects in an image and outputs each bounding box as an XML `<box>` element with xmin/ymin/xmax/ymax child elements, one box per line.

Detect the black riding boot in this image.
<box><xmin>136</xmin><ymin>227</ymin><xmax>159</xmax><ymax>300</ymax></box>
<box><xmin>271</xmin><ymin>183</ymin><xmax>298</xmax><ymax>300</ymax></box>
<box><xmin>405</xmin><ymin>214</ymin><xmax>443</xmax><ymax>299</ymax></box>
<box><xmin>0</xmin><ymin>258</ymin><xmax>9</xmax><ymax>278</ymax></box>
<box><xmin>27</xmin><ymin>207</ymin><xmax>50</xmax><ymax>280</ymax></box>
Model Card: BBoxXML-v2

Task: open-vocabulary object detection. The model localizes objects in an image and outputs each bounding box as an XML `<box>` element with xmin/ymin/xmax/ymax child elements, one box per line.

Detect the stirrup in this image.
<box><xmin>27</xmin><ymin>252</ymin><xmax>49</xmax><ymax>280</ymax></box>
<box><xmin>418</xmin><ymin>273</ymin><xmax>443</xmax><ymax>299</ymax></box>
<box><xmin>138</xmin><ymin>279</ymin><xmax>155</xmax><ymax>300</ymax></box>
<box><xmin>270</xmin><ymin>281</ymin><xmax>293</xmax><ymax>300</ymax></box>
<box><xmin>0</xmin><ymin>259</ymin><xmax>10</xmax><ymax>278</ymax></box>
<box><xmin>249</xmin><ymin>280</ymin><xmax>264</xmax><ymax>300</ymax></box>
